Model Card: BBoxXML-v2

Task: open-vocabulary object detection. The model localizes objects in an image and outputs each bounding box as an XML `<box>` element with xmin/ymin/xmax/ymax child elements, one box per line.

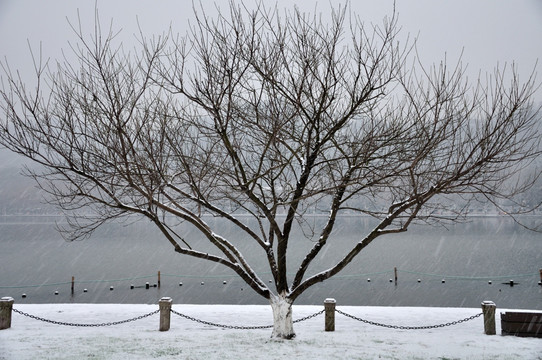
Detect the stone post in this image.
<box><xmin>159</xmin><ymin>297</ymin><xmax>173</xmax><ymax>331</ymax></box>
<box><xmin>0</xmin><ymin>297</ymin><xmax>15</xmax><ymax>330</ymax></box>
<box><xmin>324</xmin><ymin>298</ymin><xmax>336</xmax><ymax>332</ymax></box>
<box><xmin>481</xmin><ymin>300</ymin><xmax>496</xmax><ymax>335</ymax></box>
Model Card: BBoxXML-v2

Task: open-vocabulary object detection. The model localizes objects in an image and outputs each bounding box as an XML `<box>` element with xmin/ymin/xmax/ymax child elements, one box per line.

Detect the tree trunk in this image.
<box><xmin>270</xmin><ymin>294</ymin><xmax>295</xmax><ymax>339</ymax></box>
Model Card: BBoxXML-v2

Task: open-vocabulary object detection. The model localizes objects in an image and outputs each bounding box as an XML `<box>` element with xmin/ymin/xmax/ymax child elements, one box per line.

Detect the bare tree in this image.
<box><xmin>0</xmin><ymin>3</ymin><xmax>540</xmax><ymax>338</ymax></box>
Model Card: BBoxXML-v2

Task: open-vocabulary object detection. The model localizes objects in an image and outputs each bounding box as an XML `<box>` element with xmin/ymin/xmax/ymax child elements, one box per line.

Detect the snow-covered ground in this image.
<box><xmin>1</xmin><ymin>303</ymin><xmax>540</xmax><ymax>359</ymax></box>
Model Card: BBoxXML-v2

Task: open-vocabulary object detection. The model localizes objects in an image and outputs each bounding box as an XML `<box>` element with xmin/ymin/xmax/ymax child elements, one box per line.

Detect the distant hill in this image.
<box><xmin>0</xmin><ymin>165</ymin><xmax>51</xmax><ymax>215</ymax></box>
<box><xmin>1</xmin><ymin>148</ymin><xmax>540</xmax><ymax>216</ymax></box>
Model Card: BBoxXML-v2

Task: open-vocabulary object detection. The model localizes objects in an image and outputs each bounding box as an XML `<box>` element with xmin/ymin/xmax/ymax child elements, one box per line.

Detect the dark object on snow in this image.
<box><xmin>501</xmin><ymin>312</ymin><xmax>542</xmax><ymax>338</ymax></box>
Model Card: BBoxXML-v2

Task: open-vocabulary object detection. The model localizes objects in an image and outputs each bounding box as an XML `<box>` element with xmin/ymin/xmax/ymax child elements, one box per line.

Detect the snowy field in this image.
<box><xmin>1</xmin><ymin>303</ymin><xmax>540</xmax><ymax>359</ymax></box>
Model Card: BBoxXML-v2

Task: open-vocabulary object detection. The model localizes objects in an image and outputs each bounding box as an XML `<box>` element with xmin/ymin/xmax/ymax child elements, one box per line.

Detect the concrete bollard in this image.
<box><xmin>1</xmin><ymin>297</ymin><xmax>15</xmax><ymax>330</ymax></box>
<box><xmin>324</xmin><ymin>298</ymin><xmax>336</xmax><ymax>332</ymax></box>
<box><xmin>159</xmin><ymin>297</ymin><xmax>173</xmax><ymax>331</ymax></box>
<box><xmin>481</xmin><ymin>301</ymin><xmax>496</xmax><ymax>335</ymax></box>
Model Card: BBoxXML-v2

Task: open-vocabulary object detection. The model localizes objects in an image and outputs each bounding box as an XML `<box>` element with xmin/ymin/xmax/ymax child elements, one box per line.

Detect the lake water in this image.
<box><xmin>1</xmin><ymin>215</ymin><xmax>541</xmax><ymax>309</ymax></box>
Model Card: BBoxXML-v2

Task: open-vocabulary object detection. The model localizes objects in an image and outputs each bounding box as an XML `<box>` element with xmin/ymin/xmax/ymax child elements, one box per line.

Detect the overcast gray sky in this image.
<box><xmin>0</xmin><ymin>0</ymin><xmax>542</xmax><ymax>72</ymax></box>
<box><xmin>1</xmin><ymin>1</ymin><xmax>541</xmax><ymax>77</ymax></box>
<box><xmin>1</xmin><ymin>0</ymin><xmax>541</xmax><ymax>92</ymax></box>
<box><xmin>0</xmin><ymin>0</ymin><xmax>541</xmax><ymax>165</ymax></box>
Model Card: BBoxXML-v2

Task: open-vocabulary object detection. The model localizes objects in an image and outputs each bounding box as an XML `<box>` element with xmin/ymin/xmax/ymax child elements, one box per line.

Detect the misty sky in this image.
<box><xmin>0</xmin><ymin>0</ymin><xmax>541</xmax><ymax>165</ymax></box>
<box><xmin>1</xmin><ymin>1</ymin><xmax>541</xmax><ymax>82</ymax></box>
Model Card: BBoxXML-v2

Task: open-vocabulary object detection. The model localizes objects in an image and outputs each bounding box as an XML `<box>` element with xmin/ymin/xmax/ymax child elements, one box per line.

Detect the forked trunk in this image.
<box><xmin>270</xmin><ymin>294</ymin><xmax>295</xmax><ymax>339</ymax></box>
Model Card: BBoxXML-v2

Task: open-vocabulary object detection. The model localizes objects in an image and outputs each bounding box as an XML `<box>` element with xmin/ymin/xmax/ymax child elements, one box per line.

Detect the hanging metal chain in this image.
<box><xmin>335</xmin><ymin>309</ymin><xmax>483</xmax><ymax>330</ymax></box>
<box><xmin>13</xmin><ymin>305</ymin><xmax>481</xmax><ymax>331</ymax></box>
<box><xmin>170</xmin><ymin>308</ymin><xmax>324</xmax><ymax>330</ymax></box>
<box><xmin>171</xmin><ymin>309</ymin><xmax>273</xmax><ymax>329</ymax></box>
<box><xmin>293</xmin><ymin>309</ymin><xmax>325</xmax><ymax>323</ymax></box>
<box><xmin>12</xmin><ymin>308</ymin><xmax>159</xmax><ymax>327</ymax></box>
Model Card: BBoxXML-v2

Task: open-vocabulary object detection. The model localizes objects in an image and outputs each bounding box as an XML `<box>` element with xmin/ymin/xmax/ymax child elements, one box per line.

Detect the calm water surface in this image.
<box><xmin>1</xmin><ymin>215</ymin><xmax>541</xmax><ymax>309</ymax></box>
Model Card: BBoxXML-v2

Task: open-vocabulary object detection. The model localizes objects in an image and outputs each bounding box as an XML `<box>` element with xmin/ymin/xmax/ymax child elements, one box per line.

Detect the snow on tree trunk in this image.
<box><xmin>270</xmin><ymin>294</ymin><xmax>295</xmax><ymax>339</ymax></box>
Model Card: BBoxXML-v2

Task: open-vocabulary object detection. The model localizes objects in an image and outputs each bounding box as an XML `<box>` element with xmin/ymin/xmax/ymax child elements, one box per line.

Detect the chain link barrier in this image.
<box><xmin>11</xmin><ymin>306</ymin><xmax>482</xmax><ymax>331</ymax></box>
<box><xmin>170</xmin><ymin>308</ymin><xmax>325</xmax><ymax>330</ymax></box>
<box><xmin>12</xmin><ymin>307</ymin><xmax>159</xmax><ymax>327</ymax></box>
<box><xmin>335</xmin><ymin>308</ymin><xmax>483</xmax><ymax>330</ymax></box>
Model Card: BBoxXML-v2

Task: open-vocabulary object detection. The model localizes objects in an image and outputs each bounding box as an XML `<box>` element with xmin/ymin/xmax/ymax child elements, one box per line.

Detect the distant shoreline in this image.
<box><xmin>1</xmin><ymin>212</ymin><xmax>540</xmax><ymax>219</ymax></box>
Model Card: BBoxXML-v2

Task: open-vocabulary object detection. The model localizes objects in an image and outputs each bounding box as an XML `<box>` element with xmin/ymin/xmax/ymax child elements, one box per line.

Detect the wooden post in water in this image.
<box><xmin>324</xmin><ymin>298</ymin><xmax>336</xmax><ymax>332</ymax></box>
<box><xmin>539</xmin><ymin>268</ymin><xmax>542</xmax><ymax>284</ymax></box>
<box><xmin>481</xmin><ymin>301</ymin><xmax>496</xmax><ymax>335</ymax></box>
<box><xmin>71</xmin><ymin>276</ymin><xmax>75</xmax><ymax>295</ymax></box>
<box><xmin>159</xmin><ymin>297</ymin><xmax>173</xmax><ymax>331</ymax></box>
<box><xmin>394</xmin><ymin>267</ymin><xmax>398</xmax><ymax>285</ymax></box>
<box><xmin>0</xmin><ymin>297</ymin><xmax>14</xmax><ymax>330</ymax></box>
<box><xmin>158</xmin><ymin>271</ymin><xmax>161</xmax><ymax>288</ymax></box>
